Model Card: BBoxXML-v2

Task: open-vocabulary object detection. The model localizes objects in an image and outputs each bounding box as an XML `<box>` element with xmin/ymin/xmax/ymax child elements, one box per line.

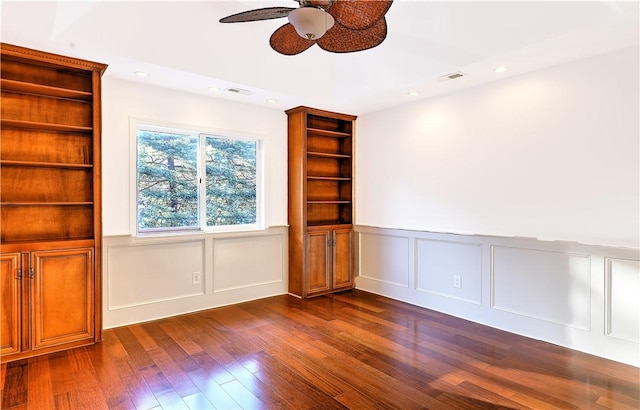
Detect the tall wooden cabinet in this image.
<box><xmin>0</xmin><ymin>43</ymin><xmax>106</xmax><ymax>362</ymax></box>
<box><xmin>287</xmin><ymin>106</ymin><xmax>356</xmax><ymax>298</ymax></box>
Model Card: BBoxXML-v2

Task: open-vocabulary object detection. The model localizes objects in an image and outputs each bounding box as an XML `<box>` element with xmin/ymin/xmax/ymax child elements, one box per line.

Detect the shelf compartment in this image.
<box><xmin>307</xmin><ymin>134</ymin><xmax>352</xmax><ymax>156</ymax></box>
<box><xmin>1</xmin><ymin>167</ymin><xmax>93</xmax><ymax>202</ymax></box>
<box><xmin>1</xmin><ymin>91</ymin><xmax>93</xmax><ymax>128</ymax></box>
<box><xmin>307</xmin><ymin>179</ymin><xmax>351</xmax><ymax>202</ymax></box>
<box><xmin>1</xmin><ymin>57</ymin><xmax>93</xmax><ymax>93</ymax></box>
<box><xmin>307</xmin><ymin>115</ymin><xmax>352</xmax><ymax>136</ymax></box>
<box><xmin>0</xmin><ymin>79</ymin><xmax>92</xmax><ymax>101</ymax></box>
<box><xmin>307</xmin><ymin>156</ymin><xmax>351</xmax><ymax>179</ymax></box>
<box><xmin>307</xmin><ymin>203</ymin><xmax>352</xmax><ymax>226</ymax></box>
<box><xmin>306</xmin><ymin>127</ymin><xmax>351</xmax><ymax>138</ymax></box>
<box><xmin>1</xmin><ymin>129</ymin><xmax>93</xmax><ymax>164</ymax></box>
<box><xmin>1</xmin><ymin>205</ymin><xmax>94</xmax><ymax>243</ymax></box>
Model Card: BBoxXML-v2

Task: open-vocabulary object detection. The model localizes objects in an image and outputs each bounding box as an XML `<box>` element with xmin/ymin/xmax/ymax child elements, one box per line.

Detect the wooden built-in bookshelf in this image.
<box><xmin>287</xmin><ymin>106</ymin><xmax>356</xmax><ymax>298</ymax></box>
<box><xmin>0</xmin><ymin>43</ymin><xmax>106</xmax><ymax>362</ymax></box>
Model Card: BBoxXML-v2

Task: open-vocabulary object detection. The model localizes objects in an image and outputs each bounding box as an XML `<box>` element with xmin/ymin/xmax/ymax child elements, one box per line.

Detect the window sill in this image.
<box><xmin>105</xmin><ymin>226</ymin><xmax>288</xmax><ymax>246</ymax></box>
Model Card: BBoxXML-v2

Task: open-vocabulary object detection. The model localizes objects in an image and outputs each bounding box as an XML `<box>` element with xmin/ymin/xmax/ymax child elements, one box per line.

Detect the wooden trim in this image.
<box><xmin>285</xmin><ymin>105</ymin><xmax>357</xmax><ymax>121</ymax></box>
<box><xmin>92</xmin><ymin>69</ymin><xmax>104</xmax><ymax>343</ymax></box>
<box><xmin>1</xmin><ymin>43</ymin><xmax>107</xmax><ymax>74</ymax></box>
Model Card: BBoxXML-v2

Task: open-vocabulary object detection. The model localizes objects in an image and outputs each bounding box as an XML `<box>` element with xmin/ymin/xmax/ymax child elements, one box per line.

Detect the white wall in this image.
<box><xmin>101</xmin><ymin>79</ymin><xmax>289</xmax><ymax>327</ymax></box>
<box><xmin>102</xmin><ymin>78</ymin><xmax>288</xmax><ymax>235</ymax></box>
<box><xmin>356</xmin><ymin>46</ymin><xmax>639</xmax><ymax>249</ymax></box>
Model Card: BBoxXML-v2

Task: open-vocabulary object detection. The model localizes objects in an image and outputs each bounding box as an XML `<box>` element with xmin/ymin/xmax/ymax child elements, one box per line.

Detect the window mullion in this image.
<box><xmin>199</xmin><ymin>134</ymin><xmax>207</xmax><ymax>230</ymax></box>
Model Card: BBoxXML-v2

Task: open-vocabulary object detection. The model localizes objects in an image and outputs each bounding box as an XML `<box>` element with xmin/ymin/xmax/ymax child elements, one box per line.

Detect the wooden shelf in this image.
<box><xmin>0</xmin><ymin>238</ymin><xmax>95</xmax><ymax>253</ymax></box>
<box><xmin>1</xmin><ymin>202</ymin><xmax>93</xmax><ymax>207</ymax></box>
<box><xmin>307</xmin><ymin>176</ymin><xmax>351</xmax><ymax>181</ymax></box>
<box><xmin>307</xmin><ymin>221</ymin><xmax>352</xmax><ymax>227</ymax></box>
<box><xmin>1</xmin><ymin>119</ymin><xmax>92</xmax><ymax>133</ymax></box>
<box><xmin>307</xmin><ymin>151</ymin><xmax>351</xmax><ymax>159</ymax></box>
<box><xmin>307</xmin><ymin>201</ymin><xmax>351</xmax><ymax>204</ymax></box>
<box><xmin>307</xmin><ymin>127</ymin><xmax>351</xmax><ymax>138</ymax></box>
<box><xmin>0</xmin><ymin>79</ymin><xmax>92</xmax><ymax>100</ymax></box>
<box><xmin>0</xmin><ymin>160</ymin><xmax>92</xmax><ymax>169</ymax></box>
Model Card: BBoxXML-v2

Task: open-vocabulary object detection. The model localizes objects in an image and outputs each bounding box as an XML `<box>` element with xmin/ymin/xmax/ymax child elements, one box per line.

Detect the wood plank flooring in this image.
<box><xmin>1</xmin><ymin>290</ymin><xmax>638</xmax><ymax>409</ymax></box>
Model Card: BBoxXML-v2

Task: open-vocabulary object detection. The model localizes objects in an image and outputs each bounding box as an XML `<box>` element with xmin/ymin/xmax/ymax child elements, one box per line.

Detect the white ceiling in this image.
<box><xmin>1</xmin><ymin>1</ymin><xmax>638</xmax><ymax>115</ymax></box>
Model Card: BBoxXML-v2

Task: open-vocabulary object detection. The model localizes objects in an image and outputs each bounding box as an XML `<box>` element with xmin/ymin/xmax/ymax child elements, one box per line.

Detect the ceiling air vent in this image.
<box><xmin>225</xmin><ymin>87</ymin><xmax>253</xmax><ymax>96</ymax></box>
<box><xmin>437</xmin><ymin>71</ymin><xmax>466</xmax><ymax>82</ymax></box>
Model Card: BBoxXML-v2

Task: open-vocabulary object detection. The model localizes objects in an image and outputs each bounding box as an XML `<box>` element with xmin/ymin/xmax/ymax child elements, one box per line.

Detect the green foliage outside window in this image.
<box><xmin>205</xmin><ymin>137</ymin><xmax>257</xmax><ymax>226</ymax></box>
<box><xmin>137</xmin><ymin>128</ymin><xmax>258</xmax><ymax>232</ymax></box>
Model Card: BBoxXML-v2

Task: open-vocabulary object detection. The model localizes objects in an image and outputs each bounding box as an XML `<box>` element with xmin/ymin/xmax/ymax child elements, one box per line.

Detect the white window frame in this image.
<box><xmin>130</xmin><ymin>118</ymin><xmax>264</xmax><ymax>236</ymax></box>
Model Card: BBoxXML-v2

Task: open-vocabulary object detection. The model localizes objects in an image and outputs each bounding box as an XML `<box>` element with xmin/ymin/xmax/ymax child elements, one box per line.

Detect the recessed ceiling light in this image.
<box><xmin>266</xmin><ymin>99</ymin><xmax>277</xmax><ymax>104</ymax></box>
<box><xmin>134</xmin><ymin>71</ymin><xmax>149</xmax><ymax>77</ymax></box>
<box><xmin>208</xmin><ymin>86</ymin><xmax>220</xmax><ymax>92</ymax></box>
<box><xmin>494</xmin><ymin>66</ymin><xmax>508</xmax><ymax>73</ymax></box>
<box><xmin>407</xmin><ymin>91</ymin><xmax>419</xmax><ymax>96</ymax></box>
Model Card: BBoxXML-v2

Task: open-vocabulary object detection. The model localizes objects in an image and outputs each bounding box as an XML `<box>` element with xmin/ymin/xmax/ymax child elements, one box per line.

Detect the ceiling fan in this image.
<box><xmin>219</xmin><ymin>0</ymin><xmax>393</xmax><ymax>55</ymax></box>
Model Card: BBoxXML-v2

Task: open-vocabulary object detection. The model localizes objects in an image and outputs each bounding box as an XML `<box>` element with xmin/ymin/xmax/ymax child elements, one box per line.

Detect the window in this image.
<box><xmin>136</xmin><ymin>124</ymin><xmax>261</xmax><ymax>234</ymax></box>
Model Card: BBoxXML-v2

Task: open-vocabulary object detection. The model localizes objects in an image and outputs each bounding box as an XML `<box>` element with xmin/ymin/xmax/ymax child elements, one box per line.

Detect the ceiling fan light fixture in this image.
<box><xmin>288</xmin><ymin>7</ymin><xmax>335</xmax><ymax>40</ymax></box>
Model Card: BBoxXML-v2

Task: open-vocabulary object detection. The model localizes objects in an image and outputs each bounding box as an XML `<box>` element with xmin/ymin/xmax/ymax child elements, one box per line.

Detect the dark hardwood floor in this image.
<box><xmin>1</xmin><ymin>290</ymin><xmax>638</xmax><ymax>409</ymax></box>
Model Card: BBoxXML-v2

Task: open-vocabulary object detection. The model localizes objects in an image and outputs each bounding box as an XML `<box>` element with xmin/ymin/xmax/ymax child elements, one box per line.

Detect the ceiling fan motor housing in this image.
<box><xmin>288</xmin><ymin>7</ymin><xmax>335</xmax><ymax>40</ymax></box>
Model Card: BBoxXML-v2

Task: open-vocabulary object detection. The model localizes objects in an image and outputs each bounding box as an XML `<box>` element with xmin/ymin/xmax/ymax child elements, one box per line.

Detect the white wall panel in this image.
<box><xmin>103</xmin><ymin>227</ymin><xmax>288</xmax><ymax>328</ymax></box>
<box><xmin>213</xmin><ymin>235</ymin><xmax>283</xmax><ymax>292</ymax></box>
<box><xmin>107</xmin><ymin>240</ymin><xmax>205</xmax><ymax>309</ymax></box>
<box><xmin>358</xmin><ymin>232</ymin><xmax>410</xmax><ymax>287</ymax></box>
<box><xmin>491</xmin><ymin>246</ymin><xmax>590</xmax><ymax>329</ymax></box>
<box><xmin>415</xmin><ymin>239</ymin><xmax>481</xmax><ymax>304</ymax></box>
<box><xmin>606</xmin><ymin>258</ymin><xmax>640</xmax><ymax>343</ymax></box>
<box><xmin>355</xmin><ymin>225</ymin><xmax>640</xmax><ymax>366</ymax></box>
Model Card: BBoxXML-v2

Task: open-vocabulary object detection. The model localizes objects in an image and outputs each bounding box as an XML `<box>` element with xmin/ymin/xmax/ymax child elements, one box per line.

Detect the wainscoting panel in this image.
<box><xmin>358</xmin><ymin>232</ymin><xmax>410</xmax><ymax>287</ymax></box>
<box><xmin>354</xmin><ymin>225</ymin><xmax>640</xmax><ymax>366</ymax></box>
<box><xmin>606</xmin><ymin>258</ymin><xmax>640</xmax><ymax>343</ymax></box>
<box><xmin>213</xmin><ymin>234</ymin><xmax>284</xmax><ymax>292</ymax></box>
<box><xmin>107</xmin><ymin>240</ymin><xmax>205</xmax><ymax>310</ymax></box>
<box><xmin>491</xmin><ymin>246</ymin><xmax>591</xmax><ymax>330</ymax></box>
<box><xmin>415</xmin><ymin>239</ymin><xmax>482</xmax><ymax>305</ymax></box>
<box><xmin>103</xmin><ymin>227</ymin><xmax>288</xmax><ymax>328</ymax></box>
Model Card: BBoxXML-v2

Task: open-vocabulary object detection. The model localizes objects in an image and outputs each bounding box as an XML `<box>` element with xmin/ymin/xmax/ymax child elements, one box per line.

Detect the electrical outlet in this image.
<box><xmin>192</xmin><ymin>271</ymin><xmax>201</xmax><ymax>285</ymax></box>
<box><xmin>453</xmin><ymin>275</ymin><xmax>462</xmax><ymax>289</ymax></box>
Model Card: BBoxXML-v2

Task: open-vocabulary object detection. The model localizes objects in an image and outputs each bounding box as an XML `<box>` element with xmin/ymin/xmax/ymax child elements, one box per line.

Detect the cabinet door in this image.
<box><xmin>306</xmin><ymin>230</ymin><xmax>331</xmax><ymax>296</ymax></box>
<box><xmin>30</xmin><ymin>248</ymin><xmax>94</xmax><ymax>350</ymax></box>
<box><xmin>1</xmin><ymin>253</ymin><xmax>21</xmax><ymax>356</ymax></box>
<box><xmin>332</xmin><ymin>229</ymin><xmax>353</xmax><ymax>290</ymax></box>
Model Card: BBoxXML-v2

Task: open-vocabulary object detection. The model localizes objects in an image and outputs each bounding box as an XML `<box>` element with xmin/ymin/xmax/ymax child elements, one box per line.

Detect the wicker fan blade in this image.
<box><xmin>219</xmin><ymin>7</ymin><xmax>295</xmax><ymax>23</ymax></box>
<box><xmin>317</xmin><ymin>18</ymin><xmax>387</xmax><ymax>53</ymax></box>
<box><xmin>307</xmin><ymin>0</ymin><xmax>333</xmax><ymax>7</ymax></box>
<box><xmin>328</xmin><ymin>0</ymin><xmax>392</xmax><ymax>30</ymax></box>
<box><xmin>270</xmin><ymin>23</ymin><xmax>316</xmax><ymax>55</ymax></box>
